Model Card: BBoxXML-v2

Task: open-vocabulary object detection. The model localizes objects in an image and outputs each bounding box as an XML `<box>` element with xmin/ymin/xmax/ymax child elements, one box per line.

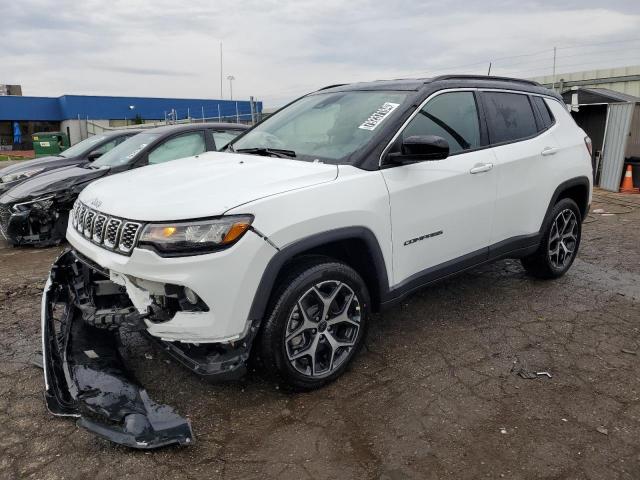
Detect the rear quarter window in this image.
<box><xmin>531</xmin><ymin>96</ymin><xmax>555</xmax><ymax>130</ymax></box>
<box><xmin>482</xmin><ymin>92</ymin><xmax>538</xmax><ymax>144</ymax></box>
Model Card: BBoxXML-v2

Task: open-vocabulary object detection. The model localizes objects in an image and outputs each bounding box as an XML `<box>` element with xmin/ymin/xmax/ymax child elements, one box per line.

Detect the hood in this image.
<box><xmin>79</xmin><ymin>152</ymin><xmax>338</xmax><ymax>221</ymax></box>
<box><xmin>1</xmin><ymin>165</ymin><xmax>110</xmax><ymax>203</ymax></box>
<box><xmin>0</xmin><ymin>156</ymin><xmax>87</xmax><ymax>190</ymax></box>
<box><xmin>0</xmin><ymin>156</ymin><xmax>60</xmax><ymax>178</ymax></box>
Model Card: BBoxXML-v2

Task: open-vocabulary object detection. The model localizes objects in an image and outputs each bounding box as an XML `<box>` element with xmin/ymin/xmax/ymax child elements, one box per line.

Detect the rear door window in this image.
<box><xmin>482</xmin><ymin>92</ymin><xmax>538</xmax><ymax>144</ymax></box>
<box><xmin>531</xmin><ymin>96</ymin><xmax>555</xmax><ymax>131</ymax></box>
<box><xmin>148</xmin><ymin>132</ymin><xmax>206</xmax><ymax>164</ymax></box>
<box><xmin>402</xmin><ymin>91</ymin><xmax>481</xmax><ymax>154</ymax></box>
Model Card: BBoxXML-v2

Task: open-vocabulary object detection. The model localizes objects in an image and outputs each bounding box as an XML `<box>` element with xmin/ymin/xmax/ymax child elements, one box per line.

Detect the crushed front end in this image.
<box><xmin>0</xmin><ymin>196</ymin><xmax>69</xmax><ymax>246</ymax></box>
<box><xmin>42</xmin><ymin>250</ymin><xmax>195</xmax><ymax>449</ymax></box>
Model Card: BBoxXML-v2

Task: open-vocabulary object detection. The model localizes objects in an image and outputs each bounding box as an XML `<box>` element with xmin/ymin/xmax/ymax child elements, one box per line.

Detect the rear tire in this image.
<box><xmin>258</xmin><ymin>256</ymin><xmax>370</xmax><ymax>391</ymax></box>
<box><xmin>521</xmin><ymin>198</ymin><xmax>582</xmax><ymax>279</ymax></box>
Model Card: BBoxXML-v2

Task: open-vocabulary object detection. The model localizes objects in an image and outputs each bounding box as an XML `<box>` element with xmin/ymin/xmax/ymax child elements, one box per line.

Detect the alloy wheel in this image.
<box><xmin>284</xmin><ymin>280</ymin><xmax>361</xmax><ymax>378</ymax></box>
<box><xmin>548</xmin><ymin>208</ymin><xmax>578</xmax><ymax>270</ymax></box>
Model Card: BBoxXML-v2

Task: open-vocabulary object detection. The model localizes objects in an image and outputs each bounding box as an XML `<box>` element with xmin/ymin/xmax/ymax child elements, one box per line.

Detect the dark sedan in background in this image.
<box><xmin>0</xmin><ymin>130</ymin><xmax>140</xmax><ymax>196</ymax></box>
<box><xmin>0</xmin><ymin>123</ymin><xmax>248</xmax><ymax>246</ymax></box>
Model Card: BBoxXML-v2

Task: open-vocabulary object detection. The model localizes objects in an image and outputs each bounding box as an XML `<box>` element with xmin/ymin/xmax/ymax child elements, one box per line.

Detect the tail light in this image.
<box><xmin>584</xmin><ymin>136</ymin><xmax>593</xmax><ymax>157</ymax></box>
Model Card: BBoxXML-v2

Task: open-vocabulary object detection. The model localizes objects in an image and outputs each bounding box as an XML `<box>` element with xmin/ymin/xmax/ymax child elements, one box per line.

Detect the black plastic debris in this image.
<box><xmin>42</xmin><ymin>250</ymin><xmax>194</xmax><ymax>449</ymax></box>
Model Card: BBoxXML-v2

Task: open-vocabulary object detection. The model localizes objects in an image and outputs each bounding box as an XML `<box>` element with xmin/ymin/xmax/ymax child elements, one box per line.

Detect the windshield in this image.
<box><xmin>59</xmin><ymin>134</ymin><xmax>111</xmax><ymax>158</ymax></box>
<box><xmin>92</xmin><ymin>132</ymin><xmax>160</xmax><ymax>167</ymax></box>
<box><xmin>231</xmin><ymin>91</ymin><xmax>409</xmax><ymax>163</ymax></box>
<box><xmin>213</xmin><ymin>130</ymin><xmax>243</xmax><ymax>150</ymax></box>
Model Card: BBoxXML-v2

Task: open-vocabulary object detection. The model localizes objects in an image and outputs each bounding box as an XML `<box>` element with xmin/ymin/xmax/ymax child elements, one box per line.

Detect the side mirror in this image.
<box><xmin>387</xmin><ymin>135</ymin><xmax>449</xmax><ymax>164</ymax></box>
<box><xmin>87</xmin><ymin>150</ymin><xmax>103</xmax><ymax>161</ymax></box>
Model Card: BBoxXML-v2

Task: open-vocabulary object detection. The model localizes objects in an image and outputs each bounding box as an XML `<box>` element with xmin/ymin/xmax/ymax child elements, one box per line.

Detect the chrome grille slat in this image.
<box><xmin>104</xmin><ymin>218</ymin><xmax>122</xmax><ymax>249</ymax></box>
<box><xmin>70</xmin><ymin>202</ymin><xmax>77</xmax><ymax>228</ymax></box>
<box><xmin>118</xmin><ymin>222</ymin><xmax>141</xmax><ymax>253</ymax></box>
<box><xmin>92</xmin><ymin>214</ymin><xmax>107</xmax><ymax>243</ymax></box>
<box><xmin>78</xmin><ymin>205</ymin><xmax>87</xmax><ymax>232</ymax></box>
<box><xmin>83</xmin><ymin>211</ymin><xmax>96</xmax><ymax>238</ymax></box>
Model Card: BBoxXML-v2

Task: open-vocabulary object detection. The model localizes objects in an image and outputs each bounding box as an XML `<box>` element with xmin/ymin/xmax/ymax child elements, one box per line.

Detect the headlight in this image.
<box><xmin>138</xmin><ymin>215</ymin><xmax>254</xmax><ymax>255</ymax></box>
<box><xmin>12</xmin><ymin>195</ymin><xmax>56</xmax><ymax>212</ymax></box>
<box><xmin>1</xmin><ymin>168</ymin><xmax>45</xmax><ymax>184</ymax></box>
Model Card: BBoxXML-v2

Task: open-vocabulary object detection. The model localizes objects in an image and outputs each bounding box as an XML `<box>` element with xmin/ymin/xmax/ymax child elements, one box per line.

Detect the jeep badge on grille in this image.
<box><xmin>88</xmin><ymin>198</ymin><xmax>102</xmax><ymax>209</ymax></box>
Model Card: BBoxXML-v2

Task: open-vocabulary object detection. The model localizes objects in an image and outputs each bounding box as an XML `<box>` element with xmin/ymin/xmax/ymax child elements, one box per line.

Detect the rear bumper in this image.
<box><xmin>42</xmin><ymin>250</ymin><xmax>195</xmax><ymax>449</ymax></box>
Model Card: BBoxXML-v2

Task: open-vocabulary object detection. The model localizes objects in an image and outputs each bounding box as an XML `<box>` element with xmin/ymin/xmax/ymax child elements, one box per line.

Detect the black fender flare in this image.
<box><xmin>540</xmin><ymin>176</ymin><xmax>591</xmax><ymax>229</ymax></box>
<box><xmin>247</xmin><ymin>226</ymin><xmax>390</xmax><ymax>322</ymax></box>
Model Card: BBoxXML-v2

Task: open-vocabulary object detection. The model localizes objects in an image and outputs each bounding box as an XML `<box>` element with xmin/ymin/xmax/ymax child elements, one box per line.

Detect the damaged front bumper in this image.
<box><xmin>0</xmin><ymin>199</ymin><xmax>68</xmax><ymax>246</ymax></box>
<box><xmin>42</xmin><ymin>250</ymin><xmax>195</xmax><ymax>449</ymax></box>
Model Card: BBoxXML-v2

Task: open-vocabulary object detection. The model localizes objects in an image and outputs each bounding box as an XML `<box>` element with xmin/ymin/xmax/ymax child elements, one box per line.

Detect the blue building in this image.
<box><xmin>0</xmin><ymin>94</ymin><xmax>261</xmax><ymax>148</ymax></box>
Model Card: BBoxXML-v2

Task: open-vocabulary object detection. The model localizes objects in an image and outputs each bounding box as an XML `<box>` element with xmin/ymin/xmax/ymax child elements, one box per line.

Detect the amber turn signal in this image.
<box><xmin>222</xmin><ymin>221</ymin><xmax>251</xmax><ymax>244</ymax></box>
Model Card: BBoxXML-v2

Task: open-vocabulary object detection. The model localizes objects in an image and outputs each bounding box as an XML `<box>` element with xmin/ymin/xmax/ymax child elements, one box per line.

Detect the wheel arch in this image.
<box><xmin>247</xmin><ymin>227</ymin><xmax>390</xmax><ymax>323</ymax></box>
<box><xmin>542</xmin><ymin>176</ymin><xmax>591</xmax><ymax>227</ymax></box>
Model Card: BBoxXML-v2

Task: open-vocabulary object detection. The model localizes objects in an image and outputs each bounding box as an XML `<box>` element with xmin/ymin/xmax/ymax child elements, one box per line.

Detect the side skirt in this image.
<box><xmin>380</xmin><ymin>233</ymin><xmax>540</xmax><ymax>310</ymax></box>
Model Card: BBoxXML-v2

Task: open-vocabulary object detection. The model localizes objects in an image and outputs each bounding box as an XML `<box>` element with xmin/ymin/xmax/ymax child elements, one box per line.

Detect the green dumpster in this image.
<box><xmin>32</xmin><ymin>132</ymin><xmax>70</xmax><ymax>157</ymax></box>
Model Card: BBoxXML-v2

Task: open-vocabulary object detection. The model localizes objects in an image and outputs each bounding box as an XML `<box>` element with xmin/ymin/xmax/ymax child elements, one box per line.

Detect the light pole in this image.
<box><xmin>227</xmin><ymin>75</ymin><xmax>235</xmax><ymax>100</ymax></box>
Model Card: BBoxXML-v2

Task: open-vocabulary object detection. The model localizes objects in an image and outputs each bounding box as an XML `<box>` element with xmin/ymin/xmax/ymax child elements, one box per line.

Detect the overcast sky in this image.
<box><xmin>3</xmin><ymin>0</ymin><xmax>640</xmax><ymax>107</ymax></box>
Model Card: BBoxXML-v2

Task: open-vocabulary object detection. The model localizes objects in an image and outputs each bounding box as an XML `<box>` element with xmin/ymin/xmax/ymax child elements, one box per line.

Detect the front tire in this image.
<box><xmin>521</xmin><ymin>198</ymin><xmax>582</xmax><ymax>279</ymax></box>
<box><xmin>258</xmin><ymin>257</ymin><xmax>370</xmax><ymax>391</ymax></box>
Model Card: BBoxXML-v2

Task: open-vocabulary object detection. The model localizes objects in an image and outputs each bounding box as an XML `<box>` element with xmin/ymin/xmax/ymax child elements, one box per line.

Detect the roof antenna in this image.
<box><xmin>487</xmin><ymin>62</ymin><xmax>492</xmax><ymax>76</ymax></box>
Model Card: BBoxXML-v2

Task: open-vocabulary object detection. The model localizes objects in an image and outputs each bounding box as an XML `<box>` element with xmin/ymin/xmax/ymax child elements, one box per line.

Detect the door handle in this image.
<box><xmin>541</xmin><ymin>147</ymin><xmax>558</xmax><ymax>156</ymax></box>
<box><xmin>469</xmin><ymin>162</ymin><xmax>494</xmax><ymax>174</ymax></box>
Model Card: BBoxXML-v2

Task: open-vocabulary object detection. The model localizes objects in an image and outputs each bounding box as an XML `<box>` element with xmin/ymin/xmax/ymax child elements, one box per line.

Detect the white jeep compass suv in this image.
<box><xmin>42</xmin><ymin>75</ymin><xmax>592</xmax><ymax>449</ymax></box>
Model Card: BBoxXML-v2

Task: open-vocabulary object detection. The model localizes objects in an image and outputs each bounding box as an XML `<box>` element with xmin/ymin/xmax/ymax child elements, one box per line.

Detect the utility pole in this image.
<box><xmin>220</xmin><ymin>42</ymin><xmax>223</xmax><ymax>99</ymax></box>
<box><xmin>227</xmin><ymin>75</ymin><xmax>235</xmax><ymax>100</ymax></box>
<box><xmin>250</xmin><ymin>96</ymin><xmax>256</xmax><ymax>124</ymax></box>
<box><xmin>552</xmin><ymin>46</ymin><xmax>557</xmax><ymax>91</ymax></box>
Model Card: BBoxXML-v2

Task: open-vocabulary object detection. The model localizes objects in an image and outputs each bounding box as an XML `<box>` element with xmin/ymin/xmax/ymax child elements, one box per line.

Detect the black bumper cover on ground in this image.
<box><xmin>42</xmin><ymin>250</ymin><xmax>195</xmax><ymax>449</ymax></box>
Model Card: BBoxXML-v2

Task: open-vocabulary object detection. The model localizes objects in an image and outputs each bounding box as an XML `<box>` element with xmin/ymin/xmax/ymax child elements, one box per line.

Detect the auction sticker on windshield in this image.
<box><xmin>358</xmin><ymin>102</ymin><xmax>400</xmax><ymax>131</ymax></box>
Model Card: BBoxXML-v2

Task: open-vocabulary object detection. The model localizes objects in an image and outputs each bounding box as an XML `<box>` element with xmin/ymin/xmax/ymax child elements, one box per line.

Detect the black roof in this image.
<box><xmin>318</xmin><ymin>75</ymin><xmax>561</xmax><ymax>100</ymax></box>
<box><xmin>142</xmin><ymin>122</ymin><xmax>248</xmax><ymax>135</ymax></box>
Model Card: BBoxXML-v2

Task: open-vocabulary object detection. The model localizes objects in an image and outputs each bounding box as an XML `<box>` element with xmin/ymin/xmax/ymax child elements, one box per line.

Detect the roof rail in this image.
<box><xmin>431</xmin><ymin>75</ymin><xmax>540</xmax><ymax>86</ymax></box>
<box><xmin>317</xmin><ymin>84</ymin><xmax>348</xmax><ymax>91</ymax></box>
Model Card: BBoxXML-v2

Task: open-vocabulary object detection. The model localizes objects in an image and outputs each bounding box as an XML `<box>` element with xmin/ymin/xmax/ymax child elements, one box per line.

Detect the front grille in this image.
<box><xmin>70</xmin><ymin>200</ymin><xmax>143</xmax><ymax>256</ymax></box>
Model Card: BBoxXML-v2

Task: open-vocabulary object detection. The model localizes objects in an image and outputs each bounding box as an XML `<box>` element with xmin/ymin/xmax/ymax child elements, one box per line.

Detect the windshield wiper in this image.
<box><xmin>235</xmin><ymin>147</ymin><xmax>296</xmax><ymax>158</ymax></box>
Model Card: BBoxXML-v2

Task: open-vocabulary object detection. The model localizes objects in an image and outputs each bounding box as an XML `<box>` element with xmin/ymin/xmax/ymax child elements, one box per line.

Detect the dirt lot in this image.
<box><xmin>1</xmin><ymin>190</ymin><xmax>639</xmax><ymax>480</ymax></box>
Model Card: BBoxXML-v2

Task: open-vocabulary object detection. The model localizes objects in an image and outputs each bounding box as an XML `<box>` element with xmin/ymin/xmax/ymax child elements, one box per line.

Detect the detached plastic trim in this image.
<box><xmin>42</xmin><ymin>250</ymin><xmax>195</xmax><ymax>450</ymax></box>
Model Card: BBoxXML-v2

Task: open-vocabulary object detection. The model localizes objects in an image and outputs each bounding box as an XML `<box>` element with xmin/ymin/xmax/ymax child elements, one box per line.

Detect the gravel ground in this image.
<box><xmin>1</xmin><ymin>190</ymin><xmax>639</xmax><ymax>480</ymax></box>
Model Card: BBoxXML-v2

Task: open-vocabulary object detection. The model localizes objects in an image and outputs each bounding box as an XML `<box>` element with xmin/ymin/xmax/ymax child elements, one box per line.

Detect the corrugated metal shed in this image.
<box><xmin>562</xmin><ymin>87</ymin><xmax>640</xmax><ymax>105</ymax></box>
<box><xmin>600</xmin><ymin>103</ymin><xmax>635</xmax><ymax>191</ymax></box>
<box><xmin>0</xmin><ymin>95</ymin><xmax>262</xmax><ymax>121</ymax></box>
